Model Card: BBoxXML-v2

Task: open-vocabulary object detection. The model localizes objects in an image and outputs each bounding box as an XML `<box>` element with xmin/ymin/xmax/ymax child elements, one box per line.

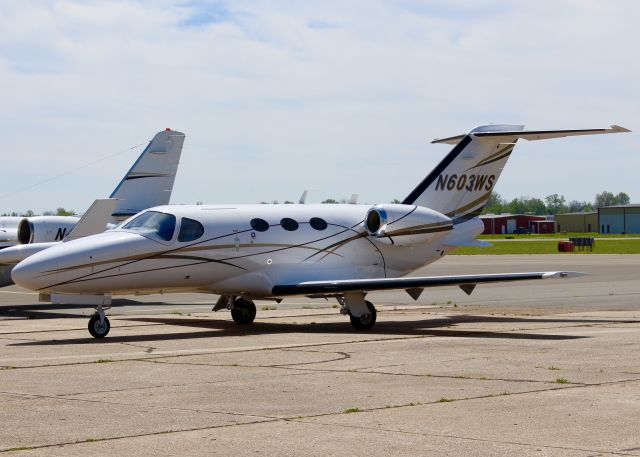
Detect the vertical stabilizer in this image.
<box><xmin>403</xmin><ymin>124</ymin><xmax>629</xmax><ymax>223</ymax></box>
<box><xmin>109</xmin><ymin>129</ymin><xmax>185</xmax><ymax>222</ymax></box>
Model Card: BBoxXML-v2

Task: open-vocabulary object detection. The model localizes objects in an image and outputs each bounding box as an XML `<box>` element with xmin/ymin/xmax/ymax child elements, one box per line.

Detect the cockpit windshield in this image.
<box><xmin>121</xmin><ymin>211</ymin><xmax>176</xmax><ymax>241</ymax></box>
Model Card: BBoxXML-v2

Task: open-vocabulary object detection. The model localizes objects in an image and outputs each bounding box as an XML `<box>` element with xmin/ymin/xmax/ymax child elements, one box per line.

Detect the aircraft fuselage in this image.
<box><xmin>12</xmin><ymin>204</ymin><xmax>456</xmax><ymax>297</ymax></box>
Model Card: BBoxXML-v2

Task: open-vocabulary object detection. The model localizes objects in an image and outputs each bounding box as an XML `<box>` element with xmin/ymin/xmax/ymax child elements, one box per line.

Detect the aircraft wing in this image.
<box><xmin>272</xmin><ymin>271</ymin><xmax>581</xmax><ymax>298</ymax></box>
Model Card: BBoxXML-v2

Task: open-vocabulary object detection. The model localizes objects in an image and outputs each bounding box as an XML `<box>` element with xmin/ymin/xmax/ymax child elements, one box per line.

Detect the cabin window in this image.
<box><xmin>280</xmin><ymin>218</ymin><xmax>299</xmax><ymax>231</ymax></box>
<box><xmin>250</xmin><ymin>218</ymin><xmax>269</xmax><ymax>232</ymax></box>
<box><xmin>309</xmin><ymin>217</ymin><xmax>327</xmax><ymax>230</ymax></box>
<box><xmin>178</xmin><ymin>217</ymin><xmax>205</xmax><ymax>242</ymax></box>
<box><xmin>123</xmin><ymin>211</ymin><xmax>176</xmax><ymax>241</ymax></box>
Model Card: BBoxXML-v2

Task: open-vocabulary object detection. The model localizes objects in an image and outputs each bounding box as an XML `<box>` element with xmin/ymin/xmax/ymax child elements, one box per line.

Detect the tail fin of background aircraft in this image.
<box><xmin>66</xmin><ymin>199</ymin><xmax>118</xmax><ymax>241</ymax></box>
<box><xmin>402</xmin><ymin>125</ymin><xmax>629</xmax><ymax>224</ymax></box>
<box><xmin>109</xmin><ymin>129</ymin><xmax>185</xmax><ymax>223</ymax></box>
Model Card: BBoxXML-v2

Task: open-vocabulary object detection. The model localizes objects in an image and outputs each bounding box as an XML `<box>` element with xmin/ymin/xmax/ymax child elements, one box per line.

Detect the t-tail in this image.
<box><xmin>402</xmin><ymin>124</ymin><xmax>630</xmax><ymax>225</ymax></box>
<box><xmin>109</xmin><ymin>128</ymin><xmax>185</xmax><ymax>223</ymax></box>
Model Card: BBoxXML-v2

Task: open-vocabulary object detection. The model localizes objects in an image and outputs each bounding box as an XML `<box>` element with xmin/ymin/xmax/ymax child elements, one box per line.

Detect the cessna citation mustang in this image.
<box><xmin>0</xmin><ymin>128</ymin><xmax>185</xmax><ymax>287</ymax></box>
<box><xmin>12</xmin><ymin>124</ymin><xmax>630</xmax><ymax>338</ymax></box>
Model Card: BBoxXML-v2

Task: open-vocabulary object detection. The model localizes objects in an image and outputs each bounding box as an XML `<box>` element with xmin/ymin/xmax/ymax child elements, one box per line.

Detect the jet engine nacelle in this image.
<box><xmin>364</xmin><ymin>204</ymin><xmax>453</xmax><ymax>246</ymax></box>
<box><xmin>17</xmin><ymin>216</ymin><xmax>81</xmax><ymax>244</ymax></box>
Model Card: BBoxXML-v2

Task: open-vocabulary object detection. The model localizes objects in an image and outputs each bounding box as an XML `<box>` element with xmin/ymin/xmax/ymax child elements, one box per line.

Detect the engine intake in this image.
<box><xmin>17</xmin><ymin>216</ymin><xmax>80</xmax><ymax>244</ymax></box>
<box><xmin>364</xmin><ymin>204</ymin><xmax>453</xmax><ymax>246</ymax></box>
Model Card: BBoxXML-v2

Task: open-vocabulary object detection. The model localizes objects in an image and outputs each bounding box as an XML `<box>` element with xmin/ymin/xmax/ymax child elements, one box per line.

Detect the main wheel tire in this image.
<box><xmin>88</xmin><ymin>313</ymin><xmax>110</xmax><ymax>338</ymax></box>
<box><xmin>231</xmin><ymin>298</ymin><xmax>256</xmax><ymax>325</ymax></box>
<box><xmin>349</xmin><ymin>301</ymin><xmax>376</xmax><ymax>330</ymax></box>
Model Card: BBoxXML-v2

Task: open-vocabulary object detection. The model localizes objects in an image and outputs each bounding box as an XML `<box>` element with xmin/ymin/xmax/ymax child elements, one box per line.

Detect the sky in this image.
<box><xmin>0</xmin><ymin>0</ymin><xmax>638</xmax><ymax>214</ymax></box>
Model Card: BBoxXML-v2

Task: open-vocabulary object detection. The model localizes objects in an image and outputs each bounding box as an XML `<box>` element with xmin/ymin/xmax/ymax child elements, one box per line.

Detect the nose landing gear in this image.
<box><xmin>88</xmin><ymin>301</ymin><xmax>110</xmax><ymax>338</ymax></box>
<box><xmin>88</xmin><ymin>312</ymin><xmax>110</xmax><ymax>338</ymax></box>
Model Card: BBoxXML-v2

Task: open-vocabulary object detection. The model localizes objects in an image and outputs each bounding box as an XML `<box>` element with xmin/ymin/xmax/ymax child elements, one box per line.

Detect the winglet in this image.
<box><xmin>65</xmin><ymin>199</ymin><xmax>118</xmax><ymax>241</ymax></box>
<box><xmin>541</xmin><ymin>271</ymin><xmax>585</xmax><ymax>279</ymax></box>
<box><xmin>611</xmin><ymin>125</ymin><xmax>631</xmax><ymax>133</ymax></box>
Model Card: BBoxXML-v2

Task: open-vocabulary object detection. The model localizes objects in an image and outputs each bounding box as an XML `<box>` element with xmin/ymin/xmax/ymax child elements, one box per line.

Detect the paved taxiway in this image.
<box><xmin>1</xmin><ymin>254</ymin><xmax>639</xmax><ymax>456</ymax></box>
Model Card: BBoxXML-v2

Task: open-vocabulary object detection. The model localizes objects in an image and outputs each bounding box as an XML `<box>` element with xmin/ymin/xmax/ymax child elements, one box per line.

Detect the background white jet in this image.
<box><xmin>0</xmin><ymin>129</ymin><xmax>185</xmax><ymax>286</ymax></box>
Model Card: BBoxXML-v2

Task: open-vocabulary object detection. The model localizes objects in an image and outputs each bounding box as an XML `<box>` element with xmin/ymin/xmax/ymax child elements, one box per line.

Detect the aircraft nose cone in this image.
<box><xmin>11</xmin><ymin>256</ymin><xmax>54</xmax><ymax>291</ymax></box>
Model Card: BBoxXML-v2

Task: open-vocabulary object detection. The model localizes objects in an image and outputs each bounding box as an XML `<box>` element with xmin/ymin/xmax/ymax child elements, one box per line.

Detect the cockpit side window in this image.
<box><xmin>122</xmin><ymin>211</ymin><xmax>176</xmax><ymax>241</ymax></box>
<box><xmin>178</xmin><ymin>217</ymin><xmax>205</xmax><ymax>242</ymax></box>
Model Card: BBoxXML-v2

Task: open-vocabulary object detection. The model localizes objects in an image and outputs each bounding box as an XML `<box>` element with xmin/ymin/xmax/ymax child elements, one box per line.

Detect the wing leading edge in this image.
<box><xmin>272</xmin><ymin>271</ymin><xmax>582</xmax><ymax>297</ymax></box>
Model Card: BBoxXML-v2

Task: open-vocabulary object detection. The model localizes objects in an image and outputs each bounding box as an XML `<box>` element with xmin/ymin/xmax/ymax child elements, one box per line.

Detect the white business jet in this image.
<box><xmin>11</xmin><ymin>124</ymin><xmax>629</xmax><ymax>338</ymax></box>
<box><xmin>0</xmin><ymin>129</ymin><xmax>185</xmax><ymax>286</ymax></box>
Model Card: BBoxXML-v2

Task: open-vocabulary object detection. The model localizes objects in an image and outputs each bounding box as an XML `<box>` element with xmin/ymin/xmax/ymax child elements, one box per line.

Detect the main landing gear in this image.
<box><xmin>213</xmin><ymin>295</ymin><xmax>257</xmax><ymax>325</ymax></box>
<box><xmin>230</xmin><ymin>297</ymin><xmax>257</xmax><ymax>325</ymax></box>
<box><xmin>338</xmin><ymin>294</ymin><xmax>377</xmax><ymax>330</ymax></box>
<box><xmin>88</xmin><ymin>302</ymin><xmax>110</xmax><ymax>338</ymax></box>
<box><xmin>349</xmin><ymin>301</ymin><xmax>376</xmax><ymax>330</ymax></box>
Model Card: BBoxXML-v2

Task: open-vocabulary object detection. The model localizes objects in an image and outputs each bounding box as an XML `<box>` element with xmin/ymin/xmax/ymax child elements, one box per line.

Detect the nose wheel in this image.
<box><xmin>231</xmin><ymin>298</ymin><xmax>256</xmax><ymax>325</ymax></box>
<box><xmin>88</xmin><ymin>312</ymin><xmax>110</xmax><ymax>338</ymax></box>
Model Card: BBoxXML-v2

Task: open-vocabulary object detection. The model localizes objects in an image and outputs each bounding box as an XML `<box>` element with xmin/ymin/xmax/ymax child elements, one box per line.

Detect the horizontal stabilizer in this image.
<box><xmin>272</xmin><ymin>271</ymin><xmax>583</xmax><ymax>296</ymax></box>
<box><xmin>433</xmin><ymin>125</ymin><xmax>630</xmax><ymax>144</ymax></box>
<box><xmin>65</xmin><ymin>199</ymin><xmax>118</xmax><ymax>241</ymax></box>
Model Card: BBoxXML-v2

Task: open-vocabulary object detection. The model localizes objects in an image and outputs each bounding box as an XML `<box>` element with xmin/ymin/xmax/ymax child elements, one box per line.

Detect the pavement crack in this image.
<box><xmin>270</xmin><ymin>349</ymin><xmax>352</xmax><ymax>367</ymax></box>
<box><xmin>0</xmin><ymin>418</ymin><xmax>283</xmax><ymax>454</ymax></box>
<box><xmin>0</xmin><ymin>389</ymin><xmax>280</xmax><ymax>421</ymax></box>
<box><xmin>285</xmin><ymin>417</ymin><xmax>638</xmax><ymax>456</ymax></box>
<box><xmin>0</xmin><ymin>334</ymin><xmax>430</xmax><ymax>370</ymax></box>
<box><xmin>120</xmin><ymin>342</ymin><xmax>156</xmax><ymax>353</ymax></box>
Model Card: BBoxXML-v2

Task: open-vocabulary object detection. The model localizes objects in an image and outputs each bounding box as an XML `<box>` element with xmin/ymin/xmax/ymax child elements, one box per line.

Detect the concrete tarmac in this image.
<box><xmin>1</xmin><ymin>254</ymin><xmax>639</xmax><ymax>456</ymax></box>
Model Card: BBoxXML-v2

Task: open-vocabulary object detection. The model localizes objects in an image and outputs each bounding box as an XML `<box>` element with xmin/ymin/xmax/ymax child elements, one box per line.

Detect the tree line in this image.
<box><xmin>482</xmin><ymin>191</ymin><xmax>630</xmax><ymax>215</ymax></box>
<box><xmin>2</xmin><ymin>191</ymin><xmax>631</xmax><ymax>217</ymax></box>
<box><xmin>1</xmin><ymin>208</ymin><xmax>76</xmax><ymax>217</ymax></box>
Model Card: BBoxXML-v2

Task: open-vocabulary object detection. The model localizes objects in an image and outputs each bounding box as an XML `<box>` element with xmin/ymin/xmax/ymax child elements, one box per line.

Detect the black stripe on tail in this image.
<box><xmin>402</xmin><ymin>135</ymin><xmax>473</xmax><ymax>205</ymax></box>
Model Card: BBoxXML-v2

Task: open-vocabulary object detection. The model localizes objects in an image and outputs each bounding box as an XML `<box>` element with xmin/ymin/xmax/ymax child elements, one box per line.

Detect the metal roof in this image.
<box><xmin>556</xmin><ymin>211</ymin><xmax>597</xmax><ymax>216</ymax></box>
<box><xmin>599</xmin><ymin>204</ymin><xmax>640</xmax><ymax>209</ymax></box>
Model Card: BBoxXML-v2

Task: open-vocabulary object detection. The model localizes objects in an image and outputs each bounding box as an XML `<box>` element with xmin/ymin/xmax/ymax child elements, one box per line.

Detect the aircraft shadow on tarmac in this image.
<box><xmin>8</xmin><ymin>312</ymin><xmax>630</xmax><ymax>346</ymax></box>
<box><xmin>0</xmin><ymin>300</ymin><xmax>176</xmax><ymax>319</ymax></box>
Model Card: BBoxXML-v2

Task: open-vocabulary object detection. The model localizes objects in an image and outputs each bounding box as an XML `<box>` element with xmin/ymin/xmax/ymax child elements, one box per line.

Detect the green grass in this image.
<box><xmin>95</xmin><ymin>358</ymin><xmax>112</xmax><ymax>363</ymax></box>
<box><xmin>452</xmin><ymin>239</ymin><xmax>640</xmax><ymax>255</ymax></box>
<box><xmin>478</xmin><ymin>232</ymin><xmax>640</xmax><ymax>240</ymax></box>
<box><xmin>343</xmin><ymin>407</ymin><xmax>361</xmax><ymax>413</ymax></box>
<box><xmin>554</xmin><ymin>378</ymin><xmax>570</xmax><ymax>384</ymax></box>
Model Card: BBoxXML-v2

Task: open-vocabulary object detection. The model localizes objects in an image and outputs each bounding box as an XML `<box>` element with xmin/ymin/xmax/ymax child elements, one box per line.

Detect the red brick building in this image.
<box><xmin>480</xmin><ymin>214</ymin><xmax>555</xmax><ymax>234</ymax></box>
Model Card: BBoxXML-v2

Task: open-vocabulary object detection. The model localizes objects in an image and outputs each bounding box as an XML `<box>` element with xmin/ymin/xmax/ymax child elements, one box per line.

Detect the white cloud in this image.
<box><xmin>0</xmin><ymin>0</ymin><xmax>637</xmax><ymax>213</ymax></box>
